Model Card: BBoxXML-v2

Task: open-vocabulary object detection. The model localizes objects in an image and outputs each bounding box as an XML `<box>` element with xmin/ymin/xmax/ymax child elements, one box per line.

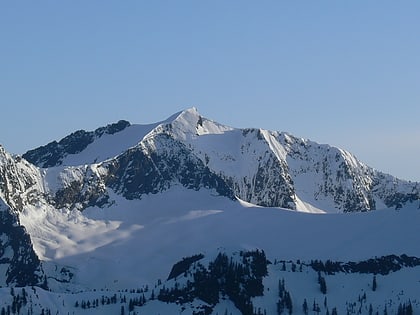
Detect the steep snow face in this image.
<box><xmin>274</xmin><ymin>134</ymin><xmax>377</xmax><ymax>212</ymax></box>
<box><xmin>144</xmin><ymin>107</ymin><xmax>233</xmax><ymax>142</ymax></box>
<box><xmin>189</xmin><ymin>128</ymin><xmax>297</xmax><ymax>208</ymax></box>
<box><xmin>0</xmin><ymin>146</ymin><xmax>45</xmax><ymax>211</ymax></box>
<box><xmin>275</xmin><ymin>133</ymin><xmax>419</xmax><ymax>212</ymax></box>
<box><xmin>0</xmin><ymin>198</ymin><xmax>45</xmax><ymax>287</ymax></box>
<box><xmin>23</xmin><ymin>120</ymin><xmax>165</xmax><ymax>168</ymax></box>
<box><xmin>170</xmin><ymin>107</ymin><xmax>234</xmax><ymax>138</ymax></box>
<box><xmin>58</xmin><ymin>123</ymin><xmax>162</xmax><ymax>167</ymax></box>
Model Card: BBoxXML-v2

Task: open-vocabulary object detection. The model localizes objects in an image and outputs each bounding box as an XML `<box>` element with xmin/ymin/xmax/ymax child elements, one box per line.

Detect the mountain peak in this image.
<box><xmin>159</xmin><ymin>107</ymin><xmax>233</xmax><ymax>140</ymax></box>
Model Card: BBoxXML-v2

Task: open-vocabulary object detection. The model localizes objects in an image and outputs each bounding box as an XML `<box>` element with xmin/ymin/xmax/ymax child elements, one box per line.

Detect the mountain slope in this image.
<box><xmin>0</xmin><ymin>199</ymin><xmax>46</xmax><ymax>288</ymax></box>
<box><xmin>21</xmin><ymin>107</ymin><xmax>420</xmax><ymax>213</ymax></box>
<box><xmin>0</xmin><ymin>108</ymin><xmax>419</xmax><ymax>314</ymax></box>
<box><xmin>0</xmin><ymin>145</ymin><xmax>45</xmax><ymax>212</ymax></box>
<box><xmin>4</xmin><ymin>188</ymin><xmax>420</xmax><ymax>315</ymax></box>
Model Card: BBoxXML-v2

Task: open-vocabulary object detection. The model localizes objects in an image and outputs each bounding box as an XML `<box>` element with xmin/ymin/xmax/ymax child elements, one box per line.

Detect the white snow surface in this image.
<box><xmin>19</xmin><ymin>186</ymin><xmax>420</xmax><ymax>292</ymax></box>
<box><xmin>60</xmin><ymin>123</ymin><xmax>160</xmax><ymax>166</ymax></box>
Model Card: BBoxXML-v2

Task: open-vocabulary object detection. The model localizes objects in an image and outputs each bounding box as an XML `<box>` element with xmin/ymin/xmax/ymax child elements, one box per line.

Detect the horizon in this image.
<box><xmin>1</xmin><ymin>1</ymin><xmax>419</xmax><ymax>181</ymax></box>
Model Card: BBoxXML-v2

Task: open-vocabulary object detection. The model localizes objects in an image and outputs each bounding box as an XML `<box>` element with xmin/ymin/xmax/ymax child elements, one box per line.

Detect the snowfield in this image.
<box><xmin>19</xmin><ymin>187</ymin><xmax>420</xmax><ymax>291</ymax></box>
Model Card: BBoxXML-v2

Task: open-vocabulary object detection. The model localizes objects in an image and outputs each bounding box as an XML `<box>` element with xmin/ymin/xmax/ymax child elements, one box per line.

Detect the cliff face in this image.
<box><xmin>0</xmin><ymin>200</ymin><xmax>45</xmax><ymax>287</ymax></box>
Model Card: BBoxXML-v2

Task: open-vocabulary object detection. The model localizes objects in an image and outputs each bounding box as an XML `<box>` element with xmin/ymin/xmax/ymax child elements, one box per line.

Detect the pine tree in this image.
<box><xmin>372</xmin><ymin>275</ymin><xmax>377</xmax><ymax>291</ymax></box>
<box><xmin>303</xmin><ymin>299</ymin><xmax>308</xmax><ymax>315</ymax></box>
<box><xmin>406</xmin><ymin>301</ymin><xmax>413</xmax><ymax>315</ymax></box>
<box><xmin>318</xmin><ymin>272</ymin><xmax>327</xmax><ymax>294</ymax></box>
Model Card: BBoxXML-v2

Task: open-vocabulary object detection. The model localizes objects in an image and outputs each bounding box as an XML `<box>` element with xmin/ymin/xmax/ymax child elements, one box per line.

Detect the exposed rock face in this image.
<box><xmin>0</xmin><ymin>200</ymin><xmax>46</xmax><ymax>287</ymax></box>
<box><xmin>102</xmin><ymin>133</ymin><xmax>235</xmax><ymax>201</ymax></box>
<box><xmin>0</xmin><ymin>146</ymin><xmax>44</xmax><ymax>212</ymax></box>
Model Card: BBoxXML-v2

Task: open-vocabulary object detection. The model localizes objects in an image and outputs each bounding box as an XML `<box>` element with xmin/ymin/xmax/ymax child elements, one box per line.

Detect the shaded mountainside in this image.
<box><xmin>0</xmin><ymin>200</ymin><xmax>46</xmax><ymax>288</ymax></box>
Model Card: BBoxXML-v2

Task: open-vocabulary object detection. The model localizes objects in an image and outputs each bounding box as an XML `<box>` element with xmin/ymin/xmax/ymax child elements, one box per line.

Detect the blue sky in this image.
<box><xmin>1</xmin><ymin>1</ymin><xmax>419</xmax><ymax>181</ymax></box>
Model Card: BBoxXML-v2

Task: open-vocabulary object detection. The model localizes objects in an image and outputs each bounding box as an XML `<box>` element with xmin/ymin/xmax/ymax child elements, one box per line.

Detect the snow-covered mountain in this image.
<box><xmin>20</xmin><ymin>108</ymin><xmax>420</xmax><ymax>213</ymax></box>
<box><xmin>0</xmin><ymin>108</ymin><xmax>419</xmax><ymax>315</ymax></box>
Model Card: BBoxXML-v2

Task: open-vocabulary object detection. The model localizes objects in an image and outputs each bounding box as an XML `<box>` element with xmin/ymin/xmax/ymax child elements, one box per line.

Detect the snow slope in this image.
<box><xmin>4</xmin><ymin>186</ymin><xmax>420</xmax><ymax>314</ymax></box>
<box><xmin>18</xmin><ymin>186</ymin><xmax>420</xmax><ymax>291</ymax></box>
<box><xmin>60</xmin><ymin>123</ymin><xmax>161</xmax><ymax>166</ymax></box>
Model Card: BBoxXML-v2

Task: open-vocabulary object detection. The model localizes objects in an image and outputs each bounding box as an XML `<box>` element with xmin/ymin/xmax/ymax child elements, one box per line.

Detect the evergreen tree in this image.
<box><xmin>372</xmin><ymin>275</ymin><xmax>377</xmax><ymax>291</ymax></box>
<box><xmin>318</xmin><ymin>272</ymin><xmax>327</xmax><ymax>294</ymax></box>
<box><xmin>406</xmin><ymin>301</ymin><xmax>413</xmax><ymax>315</ymax></box>
<box><xmin>408</xmin><ymin>302</ymin><xmax>412</xmax><ymax>315</ymax></box>
<box><xmin>303</xmin><ymin>299</ymin><xmax>308</xmax><ymax>315</ymax></box>
<box><xmin>285</xmin><ymin>291</ymin><xmax>293</xmax><ymax>314</ymax></box>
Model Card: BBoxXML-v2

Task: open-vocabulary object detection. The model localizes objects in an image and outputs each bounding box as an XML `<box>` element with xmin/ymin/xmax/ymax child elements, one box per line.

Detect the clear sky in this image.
<box><xmin>1</xmin><ymin>1</ymin><xmax>419</xmax><ymax>181</ymax></box>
